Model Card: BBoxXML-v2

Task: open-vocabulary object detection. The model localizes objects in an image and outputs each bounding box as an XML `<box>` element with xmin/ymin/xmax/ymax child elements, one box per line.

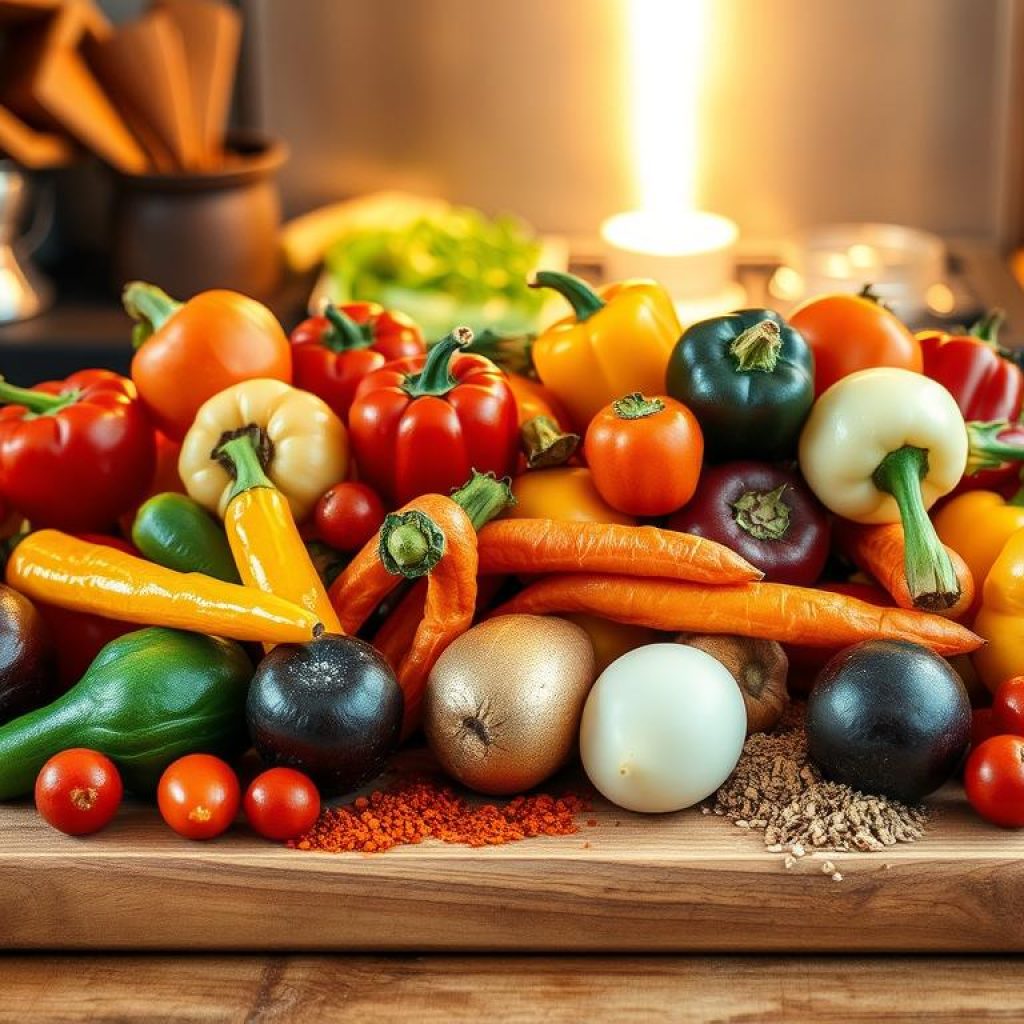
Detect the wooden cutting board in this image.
<box><xmin>2</xmin><ymin>781</ymin><xmax>1021</xmax><ymax>953</ymax></box>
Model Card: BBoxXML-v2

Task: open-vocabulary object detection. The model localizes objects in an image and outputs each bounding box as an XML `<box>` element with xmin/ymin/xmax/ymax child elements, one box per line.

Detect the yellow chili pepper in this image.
<box><xmin>529</xmin><ymin>270</ymin><xmax>681</xmax><ymax>430</ymax></box>
<box><xmin>217</xmin><ymin>428</ymin><xmax>343</xmax><ymax>635</ymax></box>
<box><xmin>933</xmin><ymin>490</ymin><xmax>1024</xmax><ymax>616</ymax></box>
<box><xmin>6</xmin><ymin>530</ymin><xmax>319</xmax><ymax>644</ymax></box>
<box><xmin>973</xmin><ymin>529</ymin><xmax>1024</xmax><ymax>692</ymax></box>
<box><xmin>506</xmin><ymin>468</ymin><xmax>636</xmax><ymax>526</ymax></box>
<box><xmin>179</xmin><ymin>378</ymin><xmax>348</xmax><ymax>523</ymax></box>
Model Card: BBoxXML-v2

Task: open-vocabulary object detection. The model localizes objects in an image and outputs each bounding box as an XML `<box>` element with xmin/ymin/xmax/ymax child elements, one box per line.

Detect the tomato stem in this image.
<box><xmin>379</xmin><ymin>510</ymin><xmax>446</xmax><ymax>578</ymax></box>
<box><xmin>520</xmin><ymin>415</ymin><xmax>580</xmax><ymax>469</ymax></box>
<box><xmin>613</xmin><ymin>393</ymin><xmax>664</xmax><ymax>420</ymax></box>
<box><xmin>530</xmin><ymin>270</ymin><xmax>605</xmax><ymax>322</ymax></box>
<box><xmin>970</xmin><ymin>308</ymin><xmax>1005</xmax><ymax>346</ymax></box>
<box><xmin>872</xmin><ymin>445</ymin><xmax>959</xmax><ymax>610</ymax></box>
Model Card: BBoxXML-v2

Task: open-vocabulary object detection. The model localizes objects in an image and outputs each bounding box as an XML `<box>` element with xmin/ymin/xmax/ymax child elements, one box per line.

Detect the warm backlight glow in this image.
<box><xmin>601</xmin><ymin>209</ymin><xmax>736</xmax><ymax>257</ymax></box>
<box><xmin>626</xmin><ymin>0</ymin><xmax>707</xmax><ymax>214</ymax></box>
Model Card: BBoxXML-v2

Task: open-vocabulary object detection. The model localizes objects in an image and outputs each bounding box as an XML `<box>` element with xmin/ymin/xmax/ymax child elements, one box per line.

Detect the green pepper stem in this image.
<box><xmin>122</xmin><ymin>282</ymin><xmax>183</xmax><ymax>350</ymax></box>
<box><xmin>872</xmin><ymin>445</ymin><xmax>960</xmax><ymax>610</ymax></box>
<box><xmin>530</xmin><ymin>270</ymin><xmax>605</xmax><ymax>322</ymax></box>
<box><xmin>965</xmin><ymin>420</ymin><xmax>1024</xmax><ymax>474</ymax></box>
<box><xmin>0</xmin><ymin>377</ymin><xmax>80</xmax><ymax>416</ymax></box>
<box><xmin>378</xmin><ymin>510</ymin><xmax>446</xmax><ymax>578</ymax></box>
<box><xmin>323</xmin><ymin>304</ymin><xmax>373</xmax><ymax>352</ymax></box>
<box><xmin>730</xmin><ymin>320</ymin><xmax>782</xmax><ymax>373</ymax></box>
<box><xmin>970</xmin><ymin>308</ymin><xmax>1005</xmax><ymax>346</ymax></box>
<box><xmin>450</xmin><ymin>470</ymin><xmax>516</xmax><ymax>530</ymax></box>
<box><xmin>731</xmin><ymin>484</ymin><xmax>791</xmax><ymax>541</ymax></box>
<box><xmin>613</xmin><ymin>393</ymin><xmax>665</xmax><ymax>419</ymax></box>
<box><xmin>520</xmin><ymin>416</ymin><xmax>580</xmax><ymax>469</ymax></box>
<box><xmin>402</xmin><ymin>327</ymin><xmax>473</xmax><ymax>398</ymax></box>
<box><xmin>215</xmin><ymin>427</ymin><xmax>275</xmax><ymax>504</ymax></box>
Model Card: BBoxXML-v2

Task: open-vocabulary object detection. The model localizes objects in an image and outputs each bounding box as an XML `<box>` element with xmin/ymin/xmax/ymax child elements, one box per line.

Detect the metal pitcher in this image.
<box><xmin>0</xmin><ymin>162</ymin><xmax>53</xmax><ymax>324</ymax></box>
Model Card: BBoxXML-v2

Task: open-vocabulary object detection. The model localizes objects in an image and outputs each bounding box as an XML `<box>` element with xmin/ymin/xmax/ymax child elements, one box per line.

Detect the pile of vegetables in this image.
<box><xmin>4</xmin><ymin>265</ymin><xmax>1024</xmax><ymax>844</ymax></box>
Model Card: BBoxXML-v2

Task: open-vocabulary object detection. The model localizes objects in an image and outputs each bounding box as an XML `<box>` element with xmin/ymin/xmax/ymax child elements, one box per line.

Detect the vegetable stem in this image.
<box><xmin>379</xmin><ymin>510</ymin><xmax>446</xmax><ymax>578</ymax></box>
<box><xmin>323</xmin><ymin>304</ymin><xmax>373</xmax><ymax>352</ymax></box>
<box><xmin>520</xmin><ymin>415</ymin><xmax>580</xmax><ymax>469</ymax></box>
<box><xmin>731</xmin><ymin>484</ymin><xmax>791</xmax><ymax>541</ymax></box>
<box><xmin>613</xmin><ymin>393</ymin><xmax>665</xmax><ymax>420</ymax></box>
<box><xmin>402</xmin><ymin>327</ymin><xmax>473</xmax><ymax>398</ymax></box>
<box><xmin>449</xmin><ymin>470</ymin><xmax>515</xmax><ymax>530</ymax></box>
<box><xmin>0</xmin><ymin>377</ymin><xmax>80</xmax><ymax>416</ymax></box>
<box><xmin>970</xmin><ymin>308</ymin><xmax>1005</xmax><ymax>346</ymax></box>
<box><xmin>216</xmin><ymin>430</ymin><xmax>275</xmax><ymax>503</ymax></box>
<box><xmin>730</xmin><ymin>320</ymin><xmax>782</xmax><ymax>373</ymax></box>
<box><xmin>122</xmin><ymin>281</ymin><xmax>182</xmax><ymax>350</ymax></box>
<box><xmin>966</xmin><ymin>420</ymin><xmax>1024</xmax><ymax>473</ymax></box>
<box><xmin>872</xmin><ymin>445</ymin><xmax>960</xmax><ymax>610</ymax></box>
<box><xmin>530</xmin><ymin>270</ymin><xmax>605</xmax><ymax>322</ymax></box>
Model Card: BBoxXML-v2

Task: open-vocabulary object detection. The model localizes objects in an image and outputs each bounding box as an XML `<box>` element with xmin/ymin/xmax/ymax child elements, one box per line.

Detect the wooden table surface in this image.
<box><xmin>1</xmin><ymin>954</ymin><xmax>1023</xmax><ymax>1022</ymax></box>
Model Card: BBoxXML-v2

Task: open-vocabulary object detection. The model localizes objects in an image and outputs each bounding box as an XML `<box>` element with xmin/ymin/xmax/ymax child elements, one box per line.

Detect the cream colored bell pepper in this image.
<box><xmin>799</xmin><ymin>367</ymin><xmax>967</xmax><ymax>610</ymax></box>
<box><xmin>179</xmin><ymin>379</ymin><xmax>348</xmax><ymax>523</ymax></box>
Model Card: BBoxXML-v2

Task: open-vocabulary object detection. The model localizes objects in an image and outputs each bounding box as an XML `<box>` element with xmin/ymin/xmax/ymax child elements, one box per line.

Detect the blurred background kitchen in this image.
<box><xmin>0</xmin><ymin>0</ymin><xmax>1021</xmax><ymax>381</ymax></box>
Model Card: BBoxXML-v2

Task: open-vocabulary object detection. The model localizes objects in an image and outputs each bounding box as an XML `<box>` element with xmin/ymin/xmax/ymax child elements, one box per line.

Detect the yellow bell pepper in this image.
<box><xmin>973</xmin><ymin>528</ymin><xmax>1024</xmax><ymax>691</ymax></box>
<box><xmin>506</xmin><ymin>468</ymin><xmax>635</xmax><ymax>526</ymax></box>
<box><xmin>530</xmin><ymin>270</ymin><xmax>681</xmax><ymax>430</ymax></box>
<box><xmin>934</xmin><ymin>490</ymin><xmax>1024</xmax><ymax>616</ymax></box>
<box><xmin>179</xmin><ymin>379</ymin><xmax>348</xmax><ymax>523</ymax></box>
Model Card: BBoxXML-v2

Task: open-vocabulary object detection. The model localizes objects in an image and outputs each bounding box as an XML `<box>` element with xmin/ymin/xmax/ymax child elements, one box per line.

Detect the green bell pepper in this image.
<box><xmin>132</xmin><ymin>492</ymin><xmax>241</xmax><ymax>583</ymax></box>
<box><xmin>0</xmin><ymin>627</ymin><xmax>252</xmax><ymax>798</ymax></box>
<box><xmin>665</xmin><ymin>308</ymin><xmax>814</xmax><ymax>462</ymax></box>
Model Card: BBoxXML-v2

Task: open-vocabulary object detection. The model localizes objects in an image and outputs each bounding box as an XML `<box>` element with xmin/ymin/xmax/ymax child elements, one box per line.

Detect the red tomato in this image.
<box><xmin>584</xmin><ymin>394</ymin><xmax>703</xmax><ymax>516</ymax></box>
<box><xmin>35</xmin><ymin>749</ymin><xmax>123</xmax><ymax>836</ymax></box>
<box><xmin>157</xmin><ymin>754</ymin><xmax>240</xmax><ymax>840</ymax></box>
<box><xmin>964</xmin><ymin>735</ymin><xmax>1024</xmax><ymax>827</ymax></box>
<box><xmin>314</xmin><ymin>481</ymin><xmax>386</xmax><ymax>553</ymax></box>
<box><xmin>789</xmin><ymin>292</ymin><xmax>922</xmax><ymax>397</ymax></box>
<box><xmin>993</xmin><ymin>676</ymin><xmax>1024</xmax><ymax>737</ymax></box>
<box><xmin>244</xmin><ymin>767</ymin><xmax>321</xmax><ymax>841</ymax></box>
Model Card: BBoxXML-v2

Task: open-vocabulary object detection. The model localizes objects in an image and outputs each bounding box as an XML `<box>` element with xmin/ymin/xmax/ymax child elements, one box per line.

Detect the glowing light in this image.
<box><xmin>626</xmin><ymin>0</ymin><xmax>707</xmax><ymax>215</ymax></box>
<box><xmin>926</xmin><ymin>282</ymin><xmax>956</xmax><ymax>315</ymax></box>
<box><xmin>601</xmin><ymin>209</ymin><xmax>737</xmax><ymax>257</ymax></box>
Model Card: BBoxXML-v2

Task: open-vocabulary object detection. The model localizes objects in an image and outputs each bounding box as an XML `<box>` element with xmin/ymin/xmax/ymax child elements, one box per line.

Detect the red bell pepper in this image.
<box><xmin>348</xmin><ymin>327</ymin><xmax>519</xmax><ymax>504</ymax></box>
<box><xmin>291</xmin><ymin>302</ymin><xmax>425</xmax><ymax>421</ymax></box>
<box><xmin>919</xmin><ymin>311</ymin><xmax>1024</xmax><ymax>422</ymax></box>
<box><xmin>0</xmin><ymin>370</ymin><xmax>155</xmax><ymax>532</ymax></box>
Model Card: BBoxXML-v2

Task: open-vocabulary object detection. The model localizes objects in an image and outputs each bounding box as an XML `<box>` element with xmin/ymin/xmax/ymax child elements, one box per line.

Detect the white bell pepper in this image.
<box><xmin>799</xmin><ymin>367</ymin><xmax>968</xmax><ymax>610</ymax></box>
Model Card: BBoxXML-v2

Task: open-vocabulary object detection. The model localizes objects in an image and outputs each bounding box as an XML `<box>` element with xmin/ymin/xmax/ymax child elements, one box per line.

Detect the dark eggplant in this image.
<box><xmin>247</xmin><ymin>634</ymin><xmax>403</xmax><ymax>796</ymax></box>
<box><xmin>667</xmin><ymin>461</ymin><xmax>830</xmax><ymax>585</ymax></box>
<box><xmin>0</xmin><ymin>584</ymin><xmax>57</xmax><ymax>725</ymax></box>
<box><xmin>806</xmin><ymin>639</ymin><xmax>971</xmax><ymax>803</ymax></box>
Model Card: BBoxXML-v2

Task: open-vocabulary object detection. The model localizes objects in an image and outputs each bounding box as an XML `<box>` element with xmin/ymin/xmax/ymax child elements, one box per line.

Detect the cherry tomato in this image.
<box><xmin>584</xmin><ymin>393</ymin><xmax>703</xmax><ymax>516</ymax></box>
<box><xmin>35</xmin><ymin>749</ymin><xmax>123</xmax><ymax>836</ymax></box>
<box><xmin>157</xmin><ymin>754</ymin><xmax>240</xmax><ymax>840</ymax></box>
<box><xmin>244</xmin><ymin>767</ymin><xmax>321</xmax><ymax>841</ymax></box>
<box><xmin>964</xmin><ymin>735</ymin><xmax>1024</xmax><ymax>827</ymax></box>
<box><xmin>993</xmin><ymin>676</ymin><xmax>1024</xmax><ymax>737</ymax></box>
<box><xmin>314</xmin><ymin>481</ymin><xmax>386</xmax><ymax>553</ymax></box>
<box><xmin>789</xmin><ymin>291</ymin><xmax>922</xmax><ymax>397</ymax></box>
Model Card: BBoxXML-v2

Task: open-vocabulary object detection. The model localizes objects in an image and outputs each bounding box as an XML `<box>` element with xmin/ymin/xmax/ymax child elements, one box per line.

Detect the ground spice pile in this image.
<box><xmin>708</xmin><ymin>717</ymin><xmax>929</xmax><ymax>854</ymax></box>
<box><xmin>289</xmin><ymin>779</ymin><xmax>589</xmax><ymax>853</ymax></box>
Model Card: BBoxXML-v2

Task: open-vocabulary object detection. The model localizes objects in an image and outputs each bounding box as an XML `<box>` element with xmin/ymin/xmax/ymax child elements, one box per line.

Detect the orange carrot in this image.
<box><xmin>476</xmin><ymin>520</ymin><xmax>762</xmax><ymax>584</ymax></box>
<box><xmin>490</xmin><ymin>574</ymin><xmax>982</xmax><ymax>656</ymax></box>
<box><xmin>836</xmin><ymin>521</ymin><xmax>975</xmax><ymax>619</ymax></box>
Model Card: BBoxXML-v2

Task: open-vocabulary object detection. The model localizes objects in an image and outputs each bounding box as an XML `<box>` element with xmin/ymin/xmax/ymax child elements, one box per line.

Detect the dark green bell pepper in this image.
<box><xmin>665</xmin><ymin>308</ymin><xmax>814</xmax><ymax>462</ymax></box>
<box><xmin>132</xmin><ymin>492</ymin><xmax>241</xmax><ymax>583</ymax></box>
<box><xmin>0</xmin><ymin>627</ymin><xmax>252</xmax><ymax>799</ymax></box>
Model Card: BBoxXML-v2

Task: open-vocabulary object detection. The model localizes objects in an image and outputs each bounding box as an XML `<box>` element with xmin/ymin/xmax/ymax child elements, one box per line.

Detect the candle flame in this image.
<box><xmin>625</xmin><ymin>0</ymin><xmax>708</xmax><ymax>215</ymax></box>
